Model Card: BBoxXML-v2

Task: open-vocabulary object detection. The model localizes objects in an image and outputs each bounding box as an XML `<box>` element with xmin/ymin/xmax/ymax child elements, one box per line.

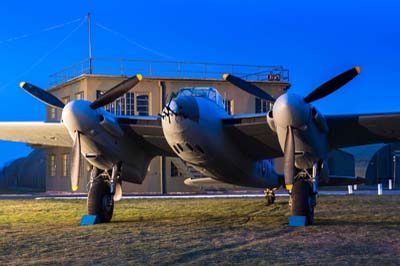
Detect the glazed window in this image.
<box><xmin>61</xmin><ymin>153</ymin><xmax>70</xmax><ymax>177</ymax></box>
<box><xmin>48</xmin><ymin>154</ymin><xmax>56</xmax><ymax>177</ymax></box>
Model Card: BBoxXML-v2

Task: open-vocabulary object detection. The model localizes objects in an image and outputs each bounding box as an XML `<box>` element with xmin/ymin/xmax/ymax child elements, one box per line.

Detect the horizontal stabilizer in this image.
<box><xmin>320</xmin><ymin>175</ymin><xmax>366</xmax><ymax>186</ymax></box>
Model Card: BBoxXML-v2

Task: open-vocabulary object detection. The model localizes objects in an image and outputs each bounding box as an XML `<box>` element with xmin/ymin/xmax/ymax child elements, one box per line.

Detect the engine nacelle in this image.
<box><xmin>99</xmin><ymin>112</ymin><xmax>124</xmax><ymax>137</ymax></box>
<box><xmin>266</xmin><ymin>110</ymin><xmax>276</xmax><ymax>132</ymax></box>
<box><xmin>312</xmin><ymin>107</ymin><xmax>328</xmax><ymax>133</ymax></box>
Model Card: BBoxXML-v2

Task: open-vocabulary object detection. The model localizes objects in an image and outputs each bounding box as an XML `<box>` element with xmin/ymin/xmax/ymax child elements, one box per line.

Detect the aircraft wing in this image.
<box><xmin>0</xmin><ymin>122</ymin><xmax>72</xmax><ymax>148</ymax></box>
<box><xmin>0</xmin><ymin>117</ymin><xmax>175</xmax><ymax>156</ymax></box>
<box><xmin>222</xmin><ymin>113</ymin><xmax>282</xmax><ymax>160</ymax></box>
<box><xmin>326</xmin><ymin>113</ymin><xmax>400</xmax><ymax>148</ymax></box>
<box><xmin>117</xmin><ymin>116</ymin><xmax>175</xmax><ymax>156</ymax></box>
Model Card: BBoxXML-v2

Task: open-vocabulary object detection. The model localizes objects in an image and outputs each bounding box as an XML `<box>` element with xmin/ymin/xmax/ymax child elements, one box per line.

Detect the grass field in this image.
<box><xmin>0</xmin><ymin>195</ymin><xmax>399</xmax><ymax>265</ymax></box>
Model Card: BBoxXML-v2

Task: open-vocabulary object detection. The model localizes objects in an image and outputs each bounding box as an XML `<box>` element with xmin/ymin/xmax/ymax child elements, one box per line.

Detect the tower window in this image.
<box><xmin>255</xmin><ymin>98</ymin><xmax>270</xmax><ymax>113</ymax></box>
<box><xmin>61</xmin><ymin>153</ymin><xmax>70</xmax><ymax>177</ymax></box>
<box><xmin>170</xmin><ymin>162</ymin><xmax>181</xmax><ymax>177</ymax></box>
<box><xmin>224</xmin><ymin>99</ymin><xmax>234</xmax><ymax>115</ymax></box>
<box><xmin>48</xmin><ymin>154</ymin><xmax>56</xmax><ymax>177</ymax></box>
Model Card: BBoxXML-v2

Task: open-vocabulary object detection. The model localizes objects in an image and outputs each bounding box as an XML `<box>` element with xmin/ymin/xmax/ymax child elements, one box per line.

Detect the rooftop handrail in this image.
<box><xmin>48</xmin><ymin>58</ymin><xmax>289</xmax><ymax>87</ymax></box>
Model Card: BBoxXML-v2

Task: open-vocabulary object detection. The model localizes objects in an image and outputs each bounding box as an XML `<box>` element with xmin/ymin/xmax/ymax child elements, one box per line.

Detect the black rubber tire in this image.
<box><xmin>87</xmin><ymin>179</ymin><xmax>114</xmax><ymax>223</ymax></box>
<box><xmin>291</xmin><ymin>179</ymin><xmax>314</xmax><ymax>225</ymax></box>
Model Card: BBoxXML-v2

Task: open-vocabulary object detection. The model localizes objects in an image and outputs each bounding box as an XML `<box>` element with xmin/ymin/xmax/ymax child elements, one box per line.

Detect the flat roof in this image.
<box><xmin>48</xmin><ymin>58</ymin><xmax>290</xmax><ymax>87</ymax></box>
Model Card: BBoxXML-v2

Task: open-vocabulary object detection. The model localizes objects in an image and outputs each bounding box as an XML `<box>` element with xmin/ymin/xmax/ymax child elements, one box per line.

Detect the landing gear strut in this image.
<box><xmin>86</xmin><ymin>163</ymin><xmax>122</xmax><ymax>223</ymax></box>
<box><xmin>87</xmin><ymin>177</ymin><xmax>114</xmax><ymax>223</ymax></box>
<box><xmin>289</xmin><ymin>167</ymin><xmax>318</xmax><ymax>226</ymax></box>
<box><xmin>290</xmin><ymin>179</ymin><xmax>315</xmax><ymax>225</ymax></box>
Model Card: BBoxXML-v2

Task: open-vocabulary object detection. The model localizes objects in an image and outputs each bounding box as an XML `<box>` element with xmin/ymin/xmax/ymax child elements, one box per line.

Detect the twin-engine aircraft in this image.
<box><xmin>1</xmin><ymin>66</ymin><xmax>399</xmax><ymax>225</ymax></box>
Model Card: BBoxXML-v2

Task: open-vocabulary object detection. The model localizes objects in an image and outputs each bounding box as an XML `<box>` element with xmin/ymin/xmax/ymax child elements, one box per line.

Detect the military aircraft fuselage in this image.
<box><xmin>161</xmin><ymin>87</ymin><xmax>279</xmax><ymax>188</ymax></box>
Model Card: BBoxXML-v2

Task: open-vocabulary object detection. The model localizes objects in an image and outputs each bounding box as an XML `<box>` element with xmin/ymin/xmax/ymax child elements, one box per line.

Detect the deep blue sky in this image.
<box><xmin>0</xmin><ymin>0</ymin><xmax>399</xmax><ymax>165</ymax></box>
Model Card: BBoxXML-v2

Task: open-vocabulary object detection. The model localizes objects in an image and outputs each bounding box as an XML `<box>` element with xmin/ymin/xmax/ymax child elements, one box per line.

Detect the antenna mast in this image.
<box><xmin>88</xmin><ymin>12</ymin><xmax>93</xmax><ymax>74</ymax></box>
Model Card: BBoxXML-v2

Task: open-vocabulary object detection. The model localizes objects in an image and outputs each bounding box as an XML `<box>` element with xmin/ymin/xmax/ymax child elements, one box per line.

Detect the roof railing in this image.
<box><xmin>48</xmin><ymin>58</ymin><xmax>289</xmax><ymax>87</ymax></box>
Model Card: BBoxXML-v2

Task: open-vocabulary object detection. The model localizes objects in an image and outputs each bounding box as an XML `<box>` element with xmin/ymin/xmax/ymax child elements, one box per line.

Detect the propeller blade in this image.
<box><xmin>283</xmin><ymin>126</ymin><xmax>295</xmax><ymax>190</ymax></box>
<box><xmin>304</xmin><ymin>66</ymin><xmax>361</xmax><ymax>103</ymax></box>
<box><xmin>223</xmin><ymin>74</ymin><xmax>276</xmax><ymax>102</ymax></box>
<box><xmin>19</xmin><ymin>82</ymin><xmax>65</xmax><ymax>109</ymax></box>
<box><xmin>70</xmin><ymin>131</ymin><xmax>81</xmax><ymax>191</ymax></box>
<box><xmin>90</xmin><ymin>74</ymin><xmax>142</xmax><ymax>109</ymax></box>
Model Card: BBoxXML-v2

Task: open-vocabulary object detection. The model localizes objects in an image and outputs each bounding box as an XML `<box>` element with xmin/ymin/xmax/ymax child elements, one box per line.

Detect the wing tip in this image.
<box><xmin>136</xmin><ymin>74</ymin><xmax>143</xmax><ymax>81</ymax></box>
<box><xmin>19</xmin><ymin>81</ymin><xmax>26</xmax><ymax>89</ymax></box>
<box><xmin>223</xmin><ymin>73</ymin><xmax>229</xmax><ymax>80</ymax></box>
<box><xmin>355</xmin><ymin>66</ymin><xmax>361</xmax><ymax>74</ymax></box>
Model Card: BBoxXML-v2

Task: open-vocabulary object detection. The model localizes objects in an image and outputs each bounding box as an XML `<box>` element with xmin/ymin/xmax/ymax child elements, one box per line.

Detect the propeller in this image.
<box><xmin>70</xmin><ymin>131</ymin><xmax>81</xmax><ymax>191</ymax></box>
<box><xmin>19</xmin><ymin>75</ymin><xmax>143</xmax><ymax>191</ymax></box>
<box><xmin>283</xmin><ymin>126</ymin><xmax>295</xmax><ymax>190</ymax></box>
<box><xmin>223</xmin><ymin>66</ymin><xmax>361</xmax><ymax>104</ymax></box>
<box><xmin>223</xmin><ymin>74</ymin><xmax>276</xmax><ymax>102</ymax></box>
<box><xmin>304</xmin><ymin>66</ymin><xmax>361</xmax><ymax>103</ymax></box>
<box><xmin>224</xmin><ymin>67</ymin><xmax>361</xmax><ymax>190</ymax></box>
<box><xmin>90</xmin><ymin>74</ymin><xmax>142</xmax><ymax>109</ymax></box>
<box><xmin>20</xmin><ymin>82</ymin><xmax>65</xmax><ymax>109</ymax></box>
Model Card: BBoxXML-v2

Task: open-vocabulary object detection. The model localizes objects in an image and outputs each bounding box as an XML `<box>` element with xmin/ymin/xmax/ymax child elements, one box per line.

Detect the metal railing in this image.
<box><xmin>48</xmin><ymin>58</ymin><xmax>290</xmax><ymax>87</ymax></box>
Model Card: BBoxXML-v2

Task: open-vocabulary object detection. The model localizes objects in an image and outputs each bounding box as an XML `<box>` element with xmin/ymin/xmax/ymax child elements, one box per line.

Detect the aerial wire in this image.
<box><xmin>0</xmin><ymin>16</ymin><xmax>86</xmax><ymax>91</ymax></box>
<box><xmin>94</xmin><ymin>21</ymin><xmax>176</xmax><ymax>60</ymax></box>
<box><xmin>0</xmin><ymin>17</ymin><xmax>83</xmax><ymax>45</ymax></box>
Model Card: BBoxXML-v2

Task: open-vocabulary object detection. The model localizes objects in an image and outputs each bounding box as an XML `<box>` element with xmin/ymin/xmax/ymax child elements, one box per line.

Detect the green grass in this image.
<box><xmin>0</xmin><ymin>196</ymin><xmax>400</xmax><ymax>265</ymax></box>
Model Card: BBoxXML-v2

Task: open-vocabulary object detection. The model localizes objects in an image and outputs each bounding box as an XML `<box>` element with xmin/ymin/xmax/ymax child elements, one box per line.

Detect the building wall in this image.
<box><xmin>44</xmin><ymin>75</ymin><xmax>290</xmax><ymax>192</ymax></box>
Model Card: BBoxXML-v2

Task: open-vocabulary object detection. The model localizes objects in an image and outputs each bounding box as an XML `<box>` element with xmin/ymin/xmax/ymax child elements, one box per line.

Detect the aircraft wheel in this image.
<box><xmin>291</xmin><ymin>179</ymin><xmax>314</xmax><ymax>225</ymax></box>
<box><xmin>87</xmin><ymin>179</ymin><xmax>114</xmax><ymax>223</ymax></box>
<box><xmin>265</xmin><ymin>189</ymin><xmax>276</xmax><ymax>205</ymax></box>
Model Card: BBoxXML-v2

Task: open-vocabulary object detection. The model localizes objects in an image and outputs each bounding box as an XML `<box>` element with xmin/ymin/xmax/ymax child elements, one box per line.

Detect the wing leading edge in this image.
<box><xmin>0</xmin><ymin>122</ymin><xmax>72</xmax><ymax>148</ymax></box>
<box><xmin>0</xmin><ymin>117</ymin><xmax>175</xmax><ymax>157</ymax></box>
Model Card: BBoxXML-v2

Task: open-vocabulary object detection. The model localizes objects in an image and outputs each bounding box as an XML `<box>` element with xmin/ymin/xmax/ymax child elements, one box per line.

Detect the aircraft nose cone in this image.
<box><xmin>62</xmin><ymin>100</ymin><xmax>97</xmax><ymax>133</ymax></box>
<box><xmin>168</xmin><ymin>96</ymin><xmax>199</xmax><ymax>122</ymax></box>
<box><xmin>273</xmin><ymin>93</ymin><xmax>310</xmax><ymax>128</ymax></box>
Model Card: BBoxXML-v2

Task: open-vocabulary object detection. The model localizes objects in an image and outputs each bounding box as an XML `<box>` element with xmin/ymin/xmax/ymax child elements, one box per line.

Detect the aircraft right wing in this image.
<box><xmin>0</xmin><ymin>121</ymin><xmax>72</xmax><ymax>148</ymax></box>
<box><xmin>0</xmin><ymin>117</ymin><xmax>175</xmax><ymax>156</ymax></box>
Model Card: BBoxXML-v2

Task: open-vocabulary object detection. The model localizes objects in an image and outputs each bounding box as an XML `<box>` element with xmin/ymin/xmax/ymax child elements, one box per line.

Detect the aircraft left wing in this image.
<box><xmin>0</xmin><ymin>122</ymin><xmax>72</xmax><ymax>147</ymax></box>
<box><xmin>326</xmin><ymin>113</ymin><xmax>400</xmax><ymax>148</ymax></box>
<box><xmin>222</xmin><ymin>113</ymin><xmax>282</xmax><ymax>160</ymax></box>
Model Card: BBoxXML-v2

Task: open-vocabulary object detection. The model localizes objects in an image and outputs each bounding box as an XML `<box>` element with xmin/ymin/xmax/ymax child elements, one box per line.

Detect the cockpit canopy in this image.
<box><xmin>177</xmin><ymin>87</ymin><xmax>224</xmax><ymax>108</ymax></box>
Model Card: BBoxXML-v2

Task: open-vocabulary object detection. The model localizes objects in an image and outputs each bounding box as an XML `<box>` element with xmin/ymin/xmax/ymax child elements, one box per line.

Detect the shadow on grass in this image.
<box><xmin>316</xmin><ymin>218</ymin><xmax>399</xmax><ymax>226</ymax></box>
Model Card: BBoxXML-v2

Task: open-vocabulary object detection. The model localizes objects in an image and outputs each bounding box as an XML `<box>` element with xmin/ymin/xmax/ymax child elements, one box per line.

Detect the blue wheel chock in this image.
<box><xmin>80</xmin><ymin>215</ymin><xmax>99</xmax><ymax>226</ymax></box>
<box><xmin>289</xmin><ymin>216</ymin><xmax>307</xmax><ymax>227</ymax></box>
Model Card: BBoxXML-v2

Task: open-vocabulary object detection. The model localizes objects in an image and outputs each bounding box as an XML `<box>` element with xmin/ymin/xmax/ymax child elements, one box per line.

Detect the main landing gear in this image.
<box><xmin>264</xmin><ymin>188</ymin><xmax>276</xmax><ymax>205</ymax></box>
<box><xmin>87</xmin><ymin>163</ymin><xmax>123</xmax><ymax>223</ymax></box>
<box><xmin>289</xmin><ymin>169</ymin><xmax>318</xmax><ymax>226</ymax></box>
